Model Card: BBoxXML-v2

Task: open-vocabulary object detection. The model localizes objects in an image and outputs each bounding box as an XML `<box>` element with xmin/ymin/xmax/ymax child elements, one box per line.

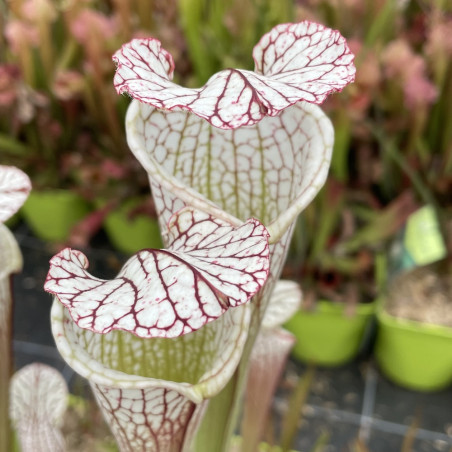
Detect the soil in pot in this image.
<box><xmin>384</xmin><ymin>264</ymin><xmax>452</xmax><ymax>326</ymax></box>
<box><xmin>376</xmin><ymin>263</ymin><xmax>452</xmax><ymax>391</ymax></box>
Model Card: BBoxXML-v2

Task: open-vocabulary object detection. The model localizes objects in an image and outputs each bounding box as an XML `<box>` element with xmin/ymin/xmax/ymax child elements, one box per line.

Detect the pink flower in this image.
<box><xmin>381</xmin><ymin>40</ymin><xmax>422</xmax><ymax>80</ymax></box>
<box><xmin>426</xmin><ymin>18</ymin><xmax>452</xmax><ymax>58</ymax></box>
<box><xmin>21</xmin><ymin>0</ymin><xmax>56</xmax><ymax>23</ymax></box>
<box><xmin>382</xmin><ymin>39</ymin><xmax>437</xmax><ymax>109</ymax></box>
<box><xmin>100</xmin><ymin>159</ymin><xmax>127</xmax><ymax>179</ymax></box>
<box><xmin>70</xmin><ymin>9</ymin><xmax>117</xmax><ymax>46</ymax></box>
<box><xmin>52</xmin><ymin>70</ymin><xmax>85</xmax><ymax>101</ymax></box>
<box><xmin>404</xmin><ymin>75</ymin><xmax>437</xmax><ymax>108</ymax></box>
<box><xmin>4</xmin><ymin>20</ymin><xmax>39</xmax><ymax>52</ymax></box>
<box><xmin>0</xmin><ymin>65</ymin><xmax>20</xmax><ymax>108</ymax></box>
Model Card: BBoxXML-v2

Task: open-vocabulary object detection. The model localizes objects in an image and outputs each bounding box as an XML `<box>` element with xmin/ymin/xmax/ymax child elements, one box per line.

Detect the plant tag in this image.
<box><xmin>388</xmin><ymin>205</ymin><xmax>446</xmax><ymax>276</ymax></box>
<box><xmin>404</xmin><ymin>205</ymin><xmax>447</xmax><ymax>266</ymax></box>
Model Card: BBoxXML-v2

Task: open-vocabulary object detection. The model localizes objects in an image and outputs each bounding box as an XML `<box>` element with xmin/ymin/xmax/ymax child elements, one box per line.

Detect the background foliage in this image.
<box><xmin>0</xmin><ymin>0</ymin><xmax>451</xmax><ymax>297</ymax></box>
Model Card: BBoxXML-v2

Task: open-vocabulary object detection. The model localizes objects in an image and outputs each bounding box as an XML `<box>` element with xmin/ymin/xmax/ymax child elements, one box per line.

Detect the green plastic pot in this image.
<box><xmin>284</xmin><ymin>300</ymin><xmax>375</xmax><ymax>366</ymax></box>
<box><xmin>103</xmin><ymin>198</ymin><xmax>163</xmax><ymax>254</ymax></box>
<box><xmin>375</xmin><ymin>307</ymin><xmax>452</xmax><ymax>391</ymax></box>
<box><xmin>21</xmin><ymin>190</ymin><xmax>90</xmax><ymax>242</ymax></box>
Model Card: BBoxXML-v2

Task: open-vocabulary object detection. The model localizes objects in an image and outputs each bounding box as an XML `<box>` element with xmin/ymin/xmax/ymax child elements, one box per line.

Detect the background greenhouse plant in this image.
<box><xmin>1</xmin><ymin>0</ymin><xmax>450</xmax><ymax>254</ymax></box>
<box><xmin>0</xmin><ymin>165</ymin><xmax>31</xmax><ymax>452</ymax></box>
<box><xmin>0</xmin><ymin>0</ymin><xmax>183</xmax><ymax>245</ymax></box>
<box><xmin>9</xmin><ymin>363</ymin><xmax>68</xmax><ymax>452</ymax></box>
<box><xmin>0</xmin><ymin>167</ymin><xmax>70</xmax><ymax>452</ymax></box>
<box><xmin>289</xmin><ymin>0</ymin><xmax>452</xmax><ymax>289</ymax></box>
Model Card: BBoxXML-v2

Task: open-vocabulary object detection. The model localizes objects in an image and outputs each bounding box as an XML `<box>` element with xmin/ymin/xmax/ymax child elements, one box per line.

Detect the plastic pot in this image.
<box><xmin>284</xmin><ymin>300</ymin><xmax>375</xmax><ymax>366</ymax></box>
<box><xmin>103</xmin><ymin>198</ymin><xmax>163</xmax><ymax>254</ymax></box>
<box><xmin>21</xmin><ymin>190</ymin><xmax>90</xmax><ymax>242</ymax></box>
<box><xmin>375</xmin><ymin>307</ymin><xmax>452</xmax><ymax>391</ymax></box>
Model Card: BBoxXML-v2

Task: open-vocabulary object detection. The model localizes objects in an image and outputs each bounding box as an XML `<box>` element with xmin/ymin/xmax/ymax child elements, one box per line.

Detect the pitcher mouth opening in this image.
<box><xmin>51</xmin><ymin>299</ymin><xmax>251</xmax><ymax>403</ymax></box>
<box><xmin>125</xmin><ymin>100</ymin><xmax>333</xmax><ymax>244</ymax></box>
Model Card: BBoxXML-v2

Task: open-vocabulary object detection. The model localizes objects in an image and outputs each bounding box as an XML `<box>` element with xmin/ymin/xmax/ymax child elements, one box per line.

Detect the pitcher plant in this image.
<box><xmin>9</xmin><ymin>363</ymin><xmax>68</xmax><ymax>452</ymax></box>
<box><xmin>0</xmin><ymin>165</ymin><xmax>31</xmax><ymax>451</ymax></box>
<box><xmin>46</xmin><ymin>21</ymin><xmax>355</xmax><ymax>452</ymax></box>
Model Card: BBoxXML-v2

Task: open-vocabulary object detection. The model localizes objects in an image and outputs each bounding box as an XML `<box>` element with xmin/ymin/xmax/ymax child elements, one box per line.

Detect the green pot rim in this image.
<box><xmin>25</xmin><ymin>188</ymin><xmax>87</xmax><ymax>200</ymax></box>
<box><xmin>376</xmin><ymin>299</ymin><xmax>452</xmax><ymax>338</ymax></box>
<box><xmin>298</xmin><ymin>299</ymin><xmax>376</xmax><ymax>316</ymax></box>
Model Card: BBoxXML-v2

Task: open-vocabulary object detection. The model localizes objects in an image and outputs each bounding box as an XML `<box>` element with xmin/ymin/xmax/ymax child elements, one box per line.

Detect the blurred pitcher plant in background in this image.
<box><xmin>0</xmin><ymin>165</ymin><xmax>29</xmax><ymax>450</ymax></box>
<box><xmin>0</xmin><ymin>167</ymin><xmax>68</xmax><ymax>452</ymax></box>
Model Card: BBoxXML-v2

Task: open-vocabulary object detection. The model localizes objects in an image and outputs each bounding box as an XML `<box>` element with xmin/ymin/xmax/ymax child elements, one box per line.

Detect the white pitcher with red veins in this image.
<box><xmin>47</xmin><ymin>21</ymin><xmax>355</xmax><ymax>452</ymax></box>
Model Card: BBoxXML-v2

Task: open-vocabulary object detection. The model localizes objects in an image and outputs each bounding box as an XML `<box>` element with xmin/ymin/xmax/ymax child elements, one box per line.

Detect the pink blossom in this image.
<box><xmin>21</xmin><ymin>0</ymin><xmax>56</xmax><ymax>23</ymax></box>
<box><xmin>404</xmin><ymin>75</ymin><xmax>437</xmax><ymax>108</ymax></box>
<box><xmin>100</xmin><ymin>159</ymin><xmax>127</xmax><ymax>179</ymax></box>
<box><xmin>4</xmin><ymin>20</ymin><xmax>39</xmax><ymax>52</ymax></box>
<box><xmin>382</xmin><ymin>39</ymin><xmax>437</xmax><ymax>108</ymax></box>
<box><xmin>426</xmin><ymin>19</ymin><xmax>452</xmax><ymax>58</ymax></box>
<box><xmin>0</xmin><ymin>65</ymin><xmax>20</xmax><ymax>108</ymax></box>
<box><xmin>381</xmin><ymin>39</ymin><xmax>425</xmax><ymax>81</ymax></box>
<box><xmin>52</xmin><ymin>70</ymin><xmax>85</xmax><ymax>101</ymax></box>
<box><xmin>70</xmin><ymin>9</ymin><xmax>117</xmax><ymax>46</ymax></box>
